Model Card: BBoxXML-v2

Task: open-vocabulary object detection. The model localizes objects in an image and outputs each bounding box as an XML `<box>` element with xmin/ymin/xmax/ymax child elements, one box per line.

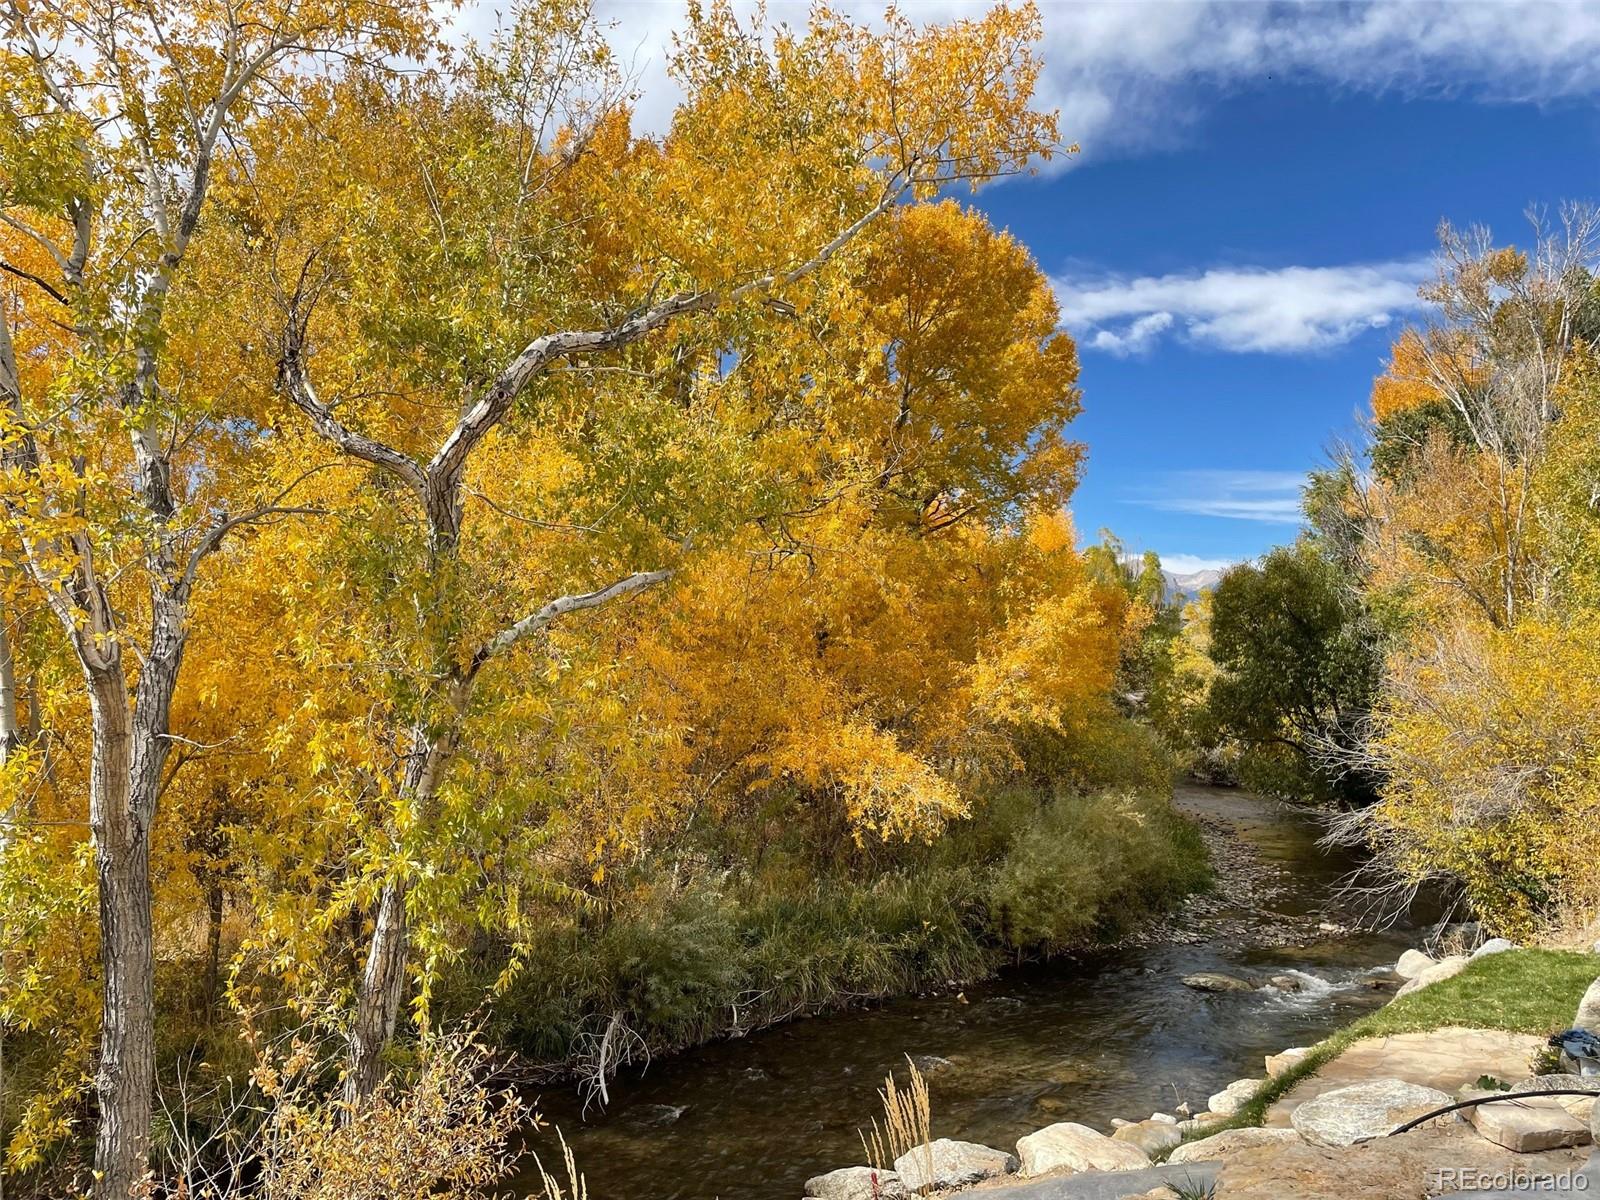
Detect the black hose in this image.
<box><xmin>1387</xmin><ymin>1088</ymin><xmax>1600</xmax><ymax>1137</ymax></box>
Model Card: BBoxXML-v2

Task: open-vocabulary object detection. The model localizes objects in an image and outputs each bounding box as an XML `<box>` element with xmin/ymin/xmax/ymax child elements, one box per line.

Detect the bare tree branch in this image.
<box><xmin>469</xmin><ymin>567</ymin><xmax>672</xmax><ymax>674</ymax></box>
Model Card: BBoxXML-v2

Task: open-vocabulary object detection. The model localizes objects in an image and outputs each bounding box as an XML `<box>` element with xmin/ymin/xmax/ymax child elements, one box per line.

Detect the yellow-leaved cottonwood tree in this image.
<box><xmin>215</xmin><ymin>0</ymin><xmax>1064</xmax><ymax>1104</ymax></box>
<box><xmin>0</xmin><ymin>1</ymin><xmax>437</xmax><ymax>1194</ymax></box>
<box><xmin>1328</xmin><ymin>206</ymin><xmax>1600</xmax><ymax>934</ymax></box>
<box><xmin>0</xmin><ymin>0</ymin><xmax>1094</xmax><ymax>1190</ymax></box>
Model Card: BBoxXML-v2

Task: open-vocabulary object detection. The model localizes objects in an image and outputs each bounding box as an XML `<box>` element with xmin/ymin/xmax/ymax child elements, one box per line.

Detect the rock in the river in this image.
<box><xmin>1208</xmin><ymin>1078</ymin><xmax>1265</xmax><ymax>1118</ymax></box>
<box><xmin>1394</xmin><ymin>949</ymin><xmax>1437</xmax><ymax>980</ymax></box>
<box><xmin>1150</xmin><ymin>1112</ymin><xmax>1178</xmax><ymax>1125</ymax></box>
<box><xmin>1472</xmin><ymin>937</ymin><xmax>1516</xmax><ymax>959</ymax></box>
<box><xmin>1016</xmin><ymin>1122</ymin><xmax>1150</xmax><ymax>1177</ymax></box>
<box><xmin>1112</xmin><ymin>1119</ymin><xmax>1183</xmax><ymax>1158</ymax></box>
<box><xmin>1182</xmin><ymin>972</ymin><xmax>1257</xmax><ymax>993</ymax></box>
<box><xmin>1268</xmin><ymin>974</ymin><xmax>1304</xmax><ymax>993</ymax></box>
<box><xmin>803</xmin><ymin>1166</ymin><xmax>907</xmax><ymax>1200</ymax></box>
<box><xmin>1575</xmin><ymin>976</ymin><xmax>1600</xmax><ymax>1033</ymax></box>
<box><xmin>1393</xmin><ymin>954</ymin><xmax>1469</xmax><ymax>998</ymax></box>
<box><xmin>634</xmin><ymin>1103</ymin><xmax>689</xmax><ymax>1125</ymax></box>
<box><xmin>1289</xmin><ymin>1078</ymin><xmax>1454</xmax><ymax>1147</ymax></box>
<box><xmin>1266</xmin><ymin>1047</ymin><xmax>1311</xmax><ymax>1079</ymax></box>
<box><xmin>1465</xmin><ymin>1092</ymin><xmax>1592</xmax><ymax>1153</ymax></box>
<box><xmin>1167</xmin><ymin>1127</ymin><xmax>1302</xmax><ymax>1164</ymax></box>
<box><xmin>894</xmin><ymin>1139</ymin><xmax>1016</xmax><ymax>1191</ymax></box>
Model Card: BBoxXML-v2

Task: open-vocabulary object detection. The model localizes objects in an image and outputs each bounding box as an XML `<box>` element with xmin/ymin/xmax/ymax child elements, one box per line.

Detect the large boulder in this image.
<box><xmin>1394</xmin><ymin>949</ymin><xmax>1437</xmax><ymax>981</ymax></box>
<box><xmin>1167</xmin><ymin>1127</ymin><xmax>1302</xmax><ymax>1164</ymax></box>
<box><xmin>893</xmin><ymin>1139</ymin><xmax>1016</xmax><ymax>1192</ymax></box>
<box><xmin>803</xmin><ymin>1166</ymin><xmax>907</xmax><ymax>1200</ymax></box>
<box><xmin>1112</xmin><ymin>1119</ymin><xmax>1183</xmax><ymax>1158</ymax></box>
<box><xmin>1182</xmin><ymin>972</ymin><xmax>1258</xmax><ymax>993</ymax></box>
<box><xmin>1575</xmin><ymin>976</ymin><xmax>1600</xmax><ymax>1033</ymax></box>
<box><xmin>1289</xmin><ymin>1078</ymin><xmax>1454</xmax><ymax>1147</ymax></box>
<box><xmin>1471</xmin><ymin>937</ymin><xmax>1516</xmax><ymax>959</ymax></box>
<box><xmin>1465</xmin><ymin>1091</ymin><xmax>1592</xmax><ymax>1153</ymax></box>
<box><xmin>1015</xmin><ymin>1122</ymin><xmax>1150</xmax><ymax>1177</ymax></box>
<box><xmin>1393</xmin><ymin>955</ymin><xmax>1469</xmax><ymax>998</ymax></box>
<box><xmin>1208</xmin><ymin>1078</ymin><xmax>1265</xmax><ymax>1118</ymax></box>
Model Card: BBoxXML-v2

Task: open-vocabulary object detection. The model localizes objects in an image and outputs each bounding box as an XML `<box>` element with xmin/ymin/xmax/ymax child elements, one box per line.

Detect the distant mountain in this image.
<box><xmin>1163</xmin><ymin>568</ymin><xmax>1226</xmax><ymax>604</ymax></box>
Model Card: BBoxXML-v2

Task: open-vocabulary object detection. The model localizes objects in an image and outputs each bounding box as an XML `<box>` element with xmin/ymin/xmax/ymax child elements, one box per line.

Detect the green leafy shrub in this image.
<box><xmin>988</xmin><ymin>788</ymin><xmax>1210</xmax><ymax>951</ymax></box>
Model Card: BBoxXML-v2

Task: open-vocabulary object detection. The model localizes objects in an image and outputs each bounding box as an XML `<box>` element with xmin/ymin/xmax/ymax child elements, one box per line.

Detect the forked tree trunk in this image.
<box><xmin>335</xmin><ymin>569</ymin><xmax>667</xmax><ymax>1103</ymax></box>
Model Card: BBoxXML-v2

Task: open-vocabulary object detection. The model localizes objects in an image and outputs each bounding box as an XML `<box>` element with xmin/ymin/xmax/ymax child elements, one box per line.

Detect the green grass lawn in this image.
<box><xmin>1202</xmin><ymin>949</ymin><xmax>1598</xmax><ymax>1135</ymax></box>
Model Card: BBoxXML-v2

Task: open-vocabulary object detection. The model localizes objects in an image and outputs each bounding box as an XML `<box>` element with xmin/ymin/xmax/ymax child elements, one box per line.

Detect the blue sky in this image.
<box><xmin>974</xmin><ymin>80</ymin><xmax>1600</xmax><ymax>571</ymax></box>
<box><xmin>477</xmin><ymin>1</ymin><xmax>1600</xmax><ymax>573</ymax></box>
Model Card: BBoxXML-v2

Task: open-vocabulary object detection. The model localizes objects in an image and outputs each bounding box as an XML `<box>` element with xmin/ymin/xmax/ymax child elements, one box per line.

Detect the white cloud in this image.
<box><xmin>1088</xmin><ymin>311</ymin><xmax>1175</xmax><ymax>356</ymax></box>
<box><xmin>443</xmin><ymin>2</ymin><xmax>1600</xmax><ymax>160</ymax></box>
<box><xmin>1023</xmin><ymin>0</ymin><xmax>1600</xmax><ymax>165</ymax></box>
<box><xmin>1056</xmin><ymin>260</ymin><xmax>1431</xmax><ymax>355</ymax></box>
<box><xmin>1133</xmin><ymin>470</ymin><xmax>1307</xmax><ymax>524</ymax></box>
<box><xmin>1157</xmin><ymin>553</ymin><xmax>1234</xmax><ymax>575</ymax></box>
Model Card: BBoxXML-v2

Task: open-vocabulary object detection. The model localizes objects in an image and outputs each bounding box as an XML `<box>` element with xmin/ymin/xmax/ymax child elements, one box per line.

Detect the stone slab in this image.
<box><xmin>1265</xmin><ymin>1028</ymin><xmax>1546</xmax><ymax>1128</ymax></box>
<box><xmin>1466</xmin><ymin>1093</ymin><xmax>1593</xmax><ymax>1153</ymax></box>
<box><xmin>1290</xmin><ymin>1078</ymin><xmax>1453</xmax><ymax>1147</ymax></box>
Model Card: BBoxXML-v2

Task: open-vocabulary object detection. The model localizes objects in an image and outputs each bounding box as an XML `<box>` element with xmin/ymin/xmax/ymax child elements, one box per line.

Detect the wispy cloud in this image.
<box><xmin>444</xmin><ymin>3</ymin><xmax>1600</xmax><ymax>166</ymax></box>
<box><xmin>1131</xmin><ymin>470</ymin><xmax>1307</xmax><ymax>525</ymax></box>
<box><xmin>1056</xmin><ymin>260</ymin><xmax>1431</xmax><ymax>356</ymax></box>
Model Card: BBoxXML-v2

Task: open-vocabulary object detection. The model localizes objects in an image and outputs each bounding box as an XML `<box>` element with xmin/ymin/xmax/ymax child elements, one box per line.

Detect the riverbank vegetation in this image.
<box><xmin>1158</xmin><ymin>208</ymin><xmax>1600</xmax><ymax>940</ymax></box>
<box><xmin>478</xmin><ymin>780</ymin><xmax>1207</xmax><ymax>1074</ymax></box>
<box><xmin>0</xmin><ymin>1</ymin><xmax>1215</xmax><ymax>1194</ymax></box>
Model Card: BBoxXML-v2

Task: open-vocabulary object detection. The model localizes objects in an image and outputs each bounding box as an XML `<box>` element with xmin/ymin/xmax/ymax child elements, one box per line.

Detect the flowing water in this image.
<box><xmin>523</xmin><ymin>785</ymin><xmax>1417</xmax><ymax>1200</ymax></box>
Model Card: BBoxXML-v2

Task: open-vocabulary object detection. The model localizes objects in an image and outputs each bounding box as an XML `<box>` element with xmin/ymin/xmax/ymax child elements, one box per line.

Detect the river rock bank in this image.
<box><xmin>804</xmin><ymin>940</ymin><xmax>1600</xmax><ymax>1200</ymax></box>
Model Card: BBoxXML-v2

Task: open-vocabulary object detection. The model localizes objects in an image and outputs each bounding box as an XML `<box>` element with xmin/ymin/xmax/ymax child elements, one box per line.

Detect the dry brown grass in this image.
<box><xmin>859</xmin><ymin>1056</ymin><xmax>932</xmax><ymax>1188</ymax></box>
<box><xmin>530</xmin><ymin>1128</ymin><xmax>587</xmax><ymax>1200</ymax></box>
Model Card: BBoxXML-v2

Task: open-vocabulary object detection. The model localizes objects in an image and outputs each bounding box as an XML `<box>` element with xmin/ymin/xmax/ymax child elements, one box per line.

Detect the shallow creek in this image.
<box><xmin>522</xmin><ymin>785</ymin><xmax>1417</xmax><ymax>1199</ymax></box>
